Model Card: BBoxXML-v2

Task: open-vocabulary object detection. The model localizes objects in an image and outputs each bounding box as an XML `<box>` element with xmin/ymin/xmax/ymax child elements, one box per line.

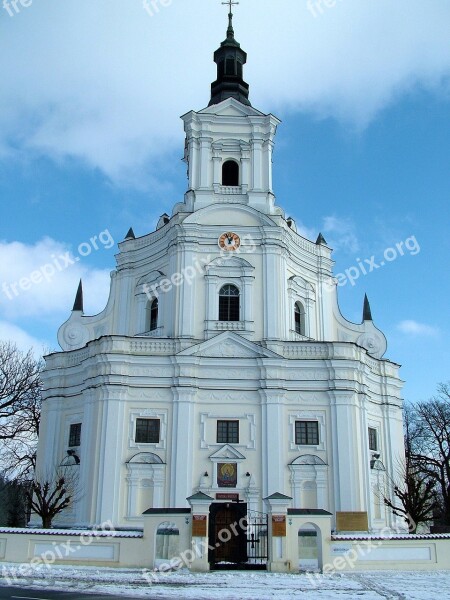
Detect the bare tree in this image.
<box><xmin>410</xmin><ymin>383</ymin><xmax>450</xmax><ymax>527</ymax></box>
<box><xmin>383</xmin><ymin>462</ymin><xmax>438</xmax><ymax>533</ymax></box>
<box><xmin>0</xmin><ymin>341</ymin><xmax>43</xmax><ymax>479</ymax></box>
<box><xmin>26</xmin><ymin>467</ymin><xmax>80</xmax><ymax>529</ymax></box>
<box><xmin>382</xmin><ymin>406</ymin><xmax>439</xmax><ymax>532</ymax></box>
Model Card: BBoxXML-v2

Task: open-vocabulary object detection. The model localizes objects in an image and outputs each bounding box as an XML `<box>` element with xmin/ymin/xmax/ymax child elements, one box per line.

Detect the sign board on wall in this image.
<box><xmin>192</xmin><ymin>515</ymin><xmax>207</xmax><ymax>537</ymax></box>
<box><xmin>336</xmin><ymin>512</ymin><xmax>369</xmax><ymax>532</ymax></box>
<box><xmin>272</xmin><ymin>515</ymin><xmax>286</xmax><ymax>537</ymax></box>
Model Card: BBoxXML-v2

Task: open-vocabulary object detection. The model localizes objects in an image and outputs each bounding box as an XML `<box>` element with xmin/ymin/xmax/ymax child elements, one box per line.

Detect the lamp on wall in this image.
<box><xmin>245</xmin><ymin>472</ymin><xmax>251</xmax><ymax>477</ymax></box>
<box><xmin>204</xmin><ymin>471</ymin><xmax>209</xmax><ymax>477</ymax></box>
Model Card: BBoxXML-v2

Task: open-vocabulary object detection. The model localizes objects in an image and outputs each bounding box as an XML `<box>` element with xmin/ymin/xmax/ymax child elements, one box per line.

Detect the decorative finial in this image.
<box><xmin>222</xmin><ymin>0</ymin><xmax>239</xmax><ymax>37</ymax></box>
<box><xmin>222</xmin><ymin>0</ymin><xmax>239</xmax><ymax>12</ymax></box>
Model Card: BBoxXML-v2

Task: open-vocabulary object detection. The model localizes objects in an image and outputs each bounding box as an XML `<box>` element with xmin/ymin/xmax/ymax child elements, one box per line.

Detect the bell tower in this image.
<box><xmin>174</xmin><ymin>6</ymin><xmax>283</xmax><ymax>218</ymax></box>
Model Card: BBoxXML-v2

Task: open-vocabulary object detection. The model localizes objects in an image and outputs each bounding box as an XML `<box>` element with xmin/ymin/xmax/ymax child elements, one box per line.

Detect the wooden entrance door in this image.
<box><xmin>209</xmin><ymin>502</ymin><xmax>247</xmax><ymax>567</ymax></box>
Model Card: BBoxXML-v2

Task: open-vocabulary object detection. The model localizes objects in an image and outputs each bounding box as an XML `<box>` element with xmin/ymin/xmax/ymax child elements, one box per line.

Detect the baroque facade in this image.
<box><xmin>36</xmin><ymin>12</ymin><xmax>404</xmax><ymax>536</ymax></box>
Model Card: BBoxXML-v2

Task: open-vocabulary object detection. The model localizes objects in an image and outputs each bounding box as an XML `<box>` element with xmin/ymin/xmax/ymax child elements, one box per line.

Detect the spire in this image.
<box><xmin>363</xmin><ymin>294</ymin><xmax>373</xmax><ymax>321</ymax></box>
<box><xmin>72</xmin><ymin>280</ymin><xmax>84</xmax><ymax>312</ymax></box>
<box><xmin>226</xmin><ymin>10</ymin><xmax>235</xmax><ymax>39</ymax></box>
<box><xmin>316</xmin><ymin>233</ymin><xmax>327</xmax><ymax>246</ymax></box>
<box><xmin>124</xmin><ymin>227</ymin><xmax>135</xmax><ymax>240</ymax></box>
<box><xmin>209</xmin><ymin>4</ymin><xmax>251</xmax><ymax>107</ymax></box>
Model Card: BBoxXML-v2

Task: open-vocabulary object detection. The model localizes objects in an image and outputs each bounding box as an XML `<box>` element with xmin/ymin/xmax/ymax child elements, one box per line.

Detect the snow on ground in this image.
<box><xmin>1</xmin><ymin>564</ymin><xmax>450</xmax><ymax>599</ymax></box>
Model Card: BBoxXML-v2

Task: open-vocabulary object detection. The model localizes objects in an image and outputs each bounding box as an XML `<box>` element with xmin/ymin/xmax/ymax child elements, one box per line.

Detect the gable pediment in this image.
<box><xmin>209</xmin><ymin>444</ymin><xmax>246</xmax><ymax>461</ymax></box>
<box><xmin>177</xmin><ymin>332</ymin><xmax>281</xmax><ymax>359</ymax></box>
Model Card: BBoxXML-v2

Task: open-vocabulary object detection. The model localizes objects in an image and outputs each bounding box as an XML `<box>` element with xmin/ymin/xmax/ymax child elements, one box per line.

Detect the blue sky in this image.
<box><xmin>0</xmin><ymin>0</ymin><xmax>449</xmax><ymax>402</ymax></box>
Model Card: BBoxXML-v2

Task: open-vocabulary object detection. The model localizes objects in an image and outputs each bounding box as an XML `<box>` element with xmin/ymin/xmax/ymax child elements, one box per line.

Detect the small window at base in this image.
<box><xmin>69</xmin><ymin>423</ymin><xmax>82</xmax><ymax>447</ymax></box>
<box><xmin>368</xmin><ymin>427</ymin><xmax>378</xmax><ymax>451</ymax></box>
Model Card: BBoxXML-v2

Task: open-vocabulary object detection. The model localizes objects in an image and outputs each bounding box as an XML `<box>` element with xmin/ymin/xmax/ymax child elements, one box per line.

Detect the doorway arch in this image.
<box><xmin>298</xmin><ymin>522</ymin><xmax>321</xmax><ymax>571</ymax></box>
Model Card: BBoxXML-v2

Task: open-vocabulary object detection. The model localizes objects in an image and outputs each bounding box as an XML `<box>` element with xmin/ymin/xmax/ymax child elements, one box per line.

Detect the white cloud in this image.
<box><xmin>397</xmin><ymin>320</ymin><xmax>439</xmax><ymax>337</ymax></box>
<box><xmin>0</xmin><ymin>321</ymin><xmax>48</xmax><ymax>356</ymax></box>
<box><xmin>0</xmin><ymin>238</ymin><xmax>112</xmax><ymax>321</ymax></box>
<box><xmin>0</xmin><ymin>0</ymin><xmax>449</xmax><ymax>186</ymax></box>
<box><xmin>322</xmin><ymin>216</ymin><xmax>359</xmax><ymax>253</ymax></box>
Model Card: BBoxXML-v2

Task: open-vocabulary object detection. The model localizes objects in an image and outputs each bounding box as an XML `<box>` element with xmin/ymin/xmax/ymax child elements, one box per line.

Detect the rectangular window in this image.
<box><xmin>135</xmin><ymin>418</ymin><xmax>160</xmax><ymax>444</ymax></box>
<box><xmin>217</xmin><ymin>420</ymin><xmax>239</xmax><ymax>444</ymax></box>
<box><xmin>295</xmin><ymin>421</ymin><xmax>319</xmax><ymax>445</ymax></box>
<box><xmin>69</xmin><ymin>423</ymin><xmax>82</xmax><ymax>447</ymax></box>
<box><xmin>368</xmin><ymin>427</ymin><xmax>378</xmax><ymax>451</ymax></box>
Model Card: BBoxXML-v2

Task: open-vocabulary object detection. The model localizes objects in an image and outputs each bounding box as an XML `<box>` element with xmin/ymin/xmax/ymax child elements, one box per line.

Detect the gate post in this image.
<box><xmin>187</xmin><ymin>492</ymin><xmax>214</xmax><ymax>572</ymax></box>
<box><xmin>263</xmin><ymin>492</ymin><xmax>293</xmax><ymax>573</ymax></box>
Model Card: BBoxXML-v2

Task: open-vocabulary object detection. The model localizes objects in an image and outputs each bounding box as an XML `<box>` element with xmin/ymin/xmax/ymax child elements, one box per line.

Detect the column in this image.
<box><xmin>262</xmin><ymin>244</ymin><xmax>284</xmax><ymax>341</ymax></box>
<box><xmin>330</xmin><ymin>392</ymin><xmax>363</xmax><ymax>512</ymax></box>
<box><xmin>199</xmin><ymin>137</ymin><xmax>212</xmax><ymax>189</ymax></box>
<box><xmin>241</xmin><ymin>151</ymin><xmax>250</xmax><ymax>193</ymax></box>
<box><xmin>251</xmin><ymin>137</ymin><xmax>263</xmax><ymax>190</ymax></box>
<box><xmin>170</xmin><ymin>387</ymin><xmax>196</xmax><ymax>506</ymax></box>
<box><xmin>261</xmin><ymin>390</ymin><xmax>285</xmax><ymax>497</ymax></box>
<box><xmin>243</xmin><ymin>274</ymin><xmax>254</xmax><ymax>329</ymax></box>
<box><xmin>152</xmin><ymin>465</ymin><xmax>166</xmax><ymax>508</ymax></box>
<box><xmin>176</xmin><ymin>243</ymin><xmax>197</xmax><ymax>339</ymax></box>
<box><xmin>95</xmin><ymin>393</ymin><xmax>126</xmax><ymax>526</ymax></box>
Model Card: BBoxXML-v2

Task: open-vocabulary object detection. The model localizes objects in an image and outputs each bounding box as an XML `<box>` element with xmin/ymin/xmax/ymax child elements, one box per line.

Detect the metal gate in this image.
<box><xmin>246</xmin><ymin>509</ymin><xmax>268</xmax><ymax>569</ymax></box>
<box><xmin>209</xmin><ymin>504</ymin><xmax>268</xmax><ymax>570</ymax></box>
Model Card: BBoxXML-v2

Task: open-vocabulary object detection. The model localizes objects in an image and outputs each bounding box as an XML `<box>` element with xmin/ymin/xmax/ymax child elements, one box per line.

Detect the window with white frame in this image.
<box><xmin>295</xmin><ymin>421</ymin><xmax>319</xmax><ymax>446</ymax></box>
<box><xmin>149</xmin><ymin>298</ymin><xmax>159</xmax><ymax>331</ymax></box>
<box><xmin>368</xmin><ymin>427</ymin><xmax>378</xmax><ymax>451</ymax></box>
<box><xmin>222</xmin><ymin>160</ymin><xmax>239</xmax><ymax>186</ymax></box>
<box><xmin>219</xmin><ymin>284</ymin><xmax>240</xmax><ymax>322</ymax></box>
<box><xmin>217</xmin><ymin>420</ymin><xmax>239</xmax><ymax>444</ymax></box>
<box><xmin>294</xmin><ymin>301</ymin><xmax>306</xmax><ymax>335</ymax></box>
<box><xmin>135</xmin><ymin>418</ymin><xmax>160</xmax><ymax>444</ymax></box>
<box><xmin>69</xmin><ymin>423</ymin><xmax>81</xmax><ymax>447</ymax></box>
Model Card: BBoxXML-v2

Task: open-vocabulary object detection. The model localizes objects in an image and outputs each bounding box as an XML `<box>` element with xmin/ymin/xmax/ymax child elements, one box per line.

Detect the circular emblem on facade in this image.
<box><xmin>218</xmin><ymin>231</ymin><xmax>240</xmax><ymax>251</ymax></box>
<box><xmin>63</xmin><ymin>324</ymin><xmax>88</xmax><ymax>349</ymax></box>
<box><xmin>357</xmin><ymin>332</ymin><xmax>385</xmax><ymax>359</ymax></box>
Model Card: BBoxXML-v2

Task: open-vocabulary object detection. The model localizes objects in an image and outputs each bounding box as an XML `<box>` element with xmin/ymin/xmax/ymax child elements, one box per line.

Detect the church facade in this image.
<box><xmin>36</xmin><ymin>12</ymin><xmax>404</xmax><ymax>537</ymax></box>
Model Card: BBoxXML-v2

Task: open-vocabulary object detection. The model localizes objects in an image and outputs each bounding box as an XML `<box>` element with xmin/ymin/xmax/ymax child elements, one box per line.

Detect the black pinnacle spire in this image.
<box><xmin>316</xmin><ymin>233</ymin><xmax>327</xmax><ymax>246</ymax></box>
<box><xmin>363</xmin><ymin>294</ymin><xmax>373</xmax><ymax>322</ymax></box>
<box><xmin>72</xmin><ymin>280</ymin><xmax>84</xmax><ymax>312</ymax></box>
<box><xmin>124</xmin><ymin>227</ymin><xmax>135</xmax><ymax>240</ymax></box>
<box><xmin>209</xmin><ymin>10</ymin><xmax>251</xmax><ymax>107</ymax></box>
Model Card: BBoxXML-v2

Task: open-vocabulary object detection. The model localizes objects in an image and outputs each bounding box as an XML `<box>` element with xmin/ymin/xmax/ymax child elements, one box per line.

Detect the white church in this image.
<box><xmin>36</xmin><ymin>9</ymin><xmax>404</xmax><ymax>548</ymax></box>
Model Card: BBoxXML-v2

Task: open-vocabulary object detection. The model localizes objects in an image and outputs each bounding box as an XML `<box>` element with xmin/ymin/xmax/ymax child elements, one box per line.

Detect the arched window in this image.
<box><xmin>149</xmin><ymin>298</ymin><xmax>158</xmax><ymax>331</ymax></box>
<box><xmin>222</xmin><ymin>160</ymin><xmax>239</xmax><ymax>186</ymax></box>
<box><xmin>294</xmin><ymin>302</ymin><xmax>306</xmax><ymax>336</ymax></box>
<box><xmin>219</xmin><ymin>284</ymin><xmax>240</xmax><ymax>322</ymax></box>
